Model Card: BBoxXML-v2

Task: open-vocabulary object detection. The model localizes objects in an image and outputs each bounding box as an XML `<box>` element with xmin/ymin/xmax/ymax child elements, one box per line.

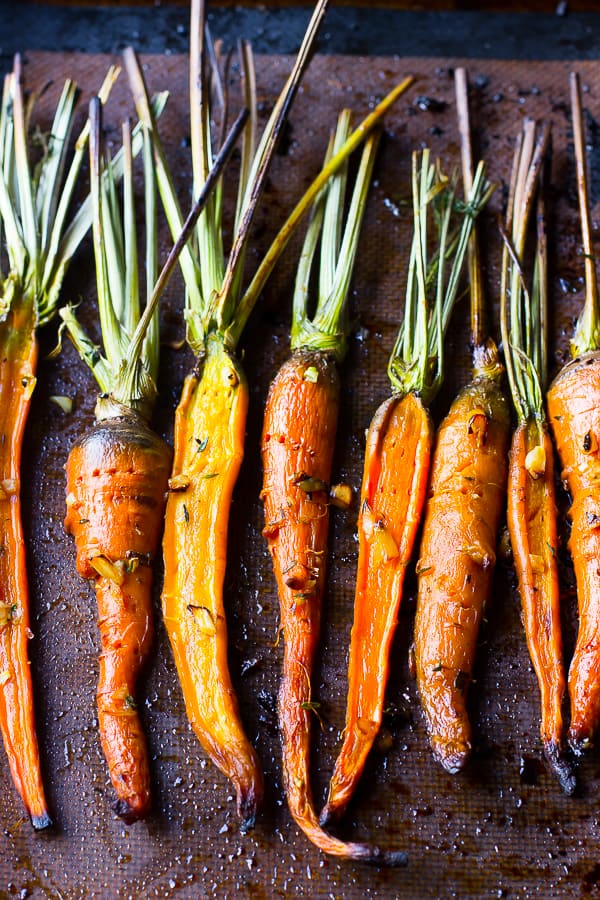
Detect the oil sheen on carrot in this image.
<box><xmin>262</xmin><ymin>349</ymin><xmax>405</xmax><ymax>862</ymax></box>
<box><xmin>0</xmin><ymin>301</ymin><xmax>50</xmax><ymax>829</ymax></box>
<box><xmin>322</xmin><ymin>391</ymin><xmax>432</xmax><ymax>824</ymax></box>
<box><xmin>548</xmin><ymin>351</ymin><xmax>600</xmax><ymax>753</ymax></box>
<box><xmin>65</xmin><ymin>406</ymin><xmax>171</xmax><ymax>822</ymax></box>
<box><xmin>414</xmin><ymin>373</ymin><xmax>510</xmax><ymax>774</ymax></box>
<box><xmin>507</xmin><ymin>420</ymin><xmax>569</xmax><ymax>771</ymax></box>
<box><xmin>161</xmin><ymin>337</ymin><xmax>263</xmax><ymax>828</ymax></box>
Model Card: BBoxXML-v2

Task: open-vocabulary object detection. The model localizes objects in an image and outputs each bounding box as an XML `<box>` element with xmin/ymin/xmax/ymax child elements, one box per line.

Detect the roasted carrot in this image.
<box><xmin>0</xmin><ymin>57</ymin><xmax>123</xmax><ymax>828</ymax></box>
<box><xmin>60</xmin><ymin>97</ymin><xmax>241</xmax><ymax>821</ymax></box>
<box><xmin>500</xmin><ymin>118</ymin><xmax>573</xmax><ymax>791</ymax></box>
<box><xmin>125</xmin><ymin>0</ymin><xmax>413</xmax><ymax>829</ymax></box>
<box><xmin>413</xmin><ymin>68</ymin><xmax>510</xmax><ymax>775</ymax></box>
<box><xmin>321</xmin><ymin>150</ymin><xmax>492</xmax><ymax>826</ymax></box>
<box><xmin>547</xmin><ymin>73</ymin><xmax>600</xmax><ymax>756</ymax></box>
<box><xmin>260</xmin><ymin>114</ymin><xmax>408</xmax><ymax>862</ymax></box>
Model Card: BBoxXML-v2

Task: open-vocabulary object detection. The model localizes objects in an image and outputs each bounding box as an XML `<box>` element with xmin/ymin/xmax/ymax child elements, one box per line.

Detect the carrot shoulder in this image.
<box><xmin>323</xmin><ymin>391</ymin><xmax>432</xmax><ymax>821</ymax></box>
<box><xmin>415</xmin><ymin>374</ymin><xmax>509</xmax><ymax>773</ymax></box>
<box><xmin>65</xmin><ymin>411</ymin><xmax>171</xmax><ymax>820</ymax></box>
<box><xmin>162</xmin><ymin>338</ymin><xmax>263</xmax><ymax>825</ymax></box>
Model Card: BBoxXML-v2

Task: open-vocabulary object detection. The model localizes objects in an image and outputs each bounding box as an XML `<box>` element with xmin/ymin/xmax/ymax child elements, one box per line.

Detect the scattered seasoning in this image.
<box><xmin>583</xmin><ymin>431</ymin><xmax>592</xmax><ymax>452</ymax></box>
<box><xmin>49</xmin><ymin>395</ymin><xmax>73</xmax><ymax>414</ymax></box>
<box><xmin>195</xmin><ymin>437</ymin><xmax>209</xmax><ymax>452</ymax></box>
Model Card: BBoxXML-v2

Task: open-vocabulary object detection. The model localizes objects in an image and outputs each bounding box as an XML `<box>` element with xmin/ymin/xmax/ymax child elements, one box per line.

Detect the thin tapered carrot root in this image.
<box><xmin>65</xmin><ymin>408</ymin><xmax>171</xmax><ymax>821</ymax></box>
<box><xmin>548</xmin><ymin>351</ymin><xmax>600</xmax><ymax>755</ymax></box>
<box><xmin>0</xmin><ymin>301</ymin><xmax>51</xmax><ymax>829</ymax></box>
<box><xmin>414</xmin><ymin>370</ymin><xmax>510</xmax><ymax>774</ymax></box>
<box><xmin>162</xmin><ymin>337</ymin><xmax>263</xmax><ymax>829</ymax></box>
<box><xmin>320</xmin><ymin>391</ymin><xmax>432</xmax><ymax>828</ymax></box>
<box><xmin>262</xmin><ymin>351</ymin><xmax>406</xmax><ymax>864</ymax></box>
<box><xmin>507</xmin><ymin>420</ymin><xmax>574</xmax><ymax>792</ymax></box>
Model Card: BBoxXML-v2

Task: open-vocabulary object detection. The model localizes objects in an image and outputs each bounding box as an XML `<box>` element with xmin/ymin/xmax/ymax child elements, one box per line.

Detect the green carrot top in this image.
<box><xmin>500</xmin><ymin>118</ymin><xmax>550</xmax><ymax>426</ymax></box>
<box><xmin>124</xmin><ymin>0</ymin><xmax>415</xmax><ymax>359</ymax></box>
<box><xmin>388</xmin><ymin>149</ymin><xmax>493</xmax><ymax>407</ymax></box>
<box><xmin>569</xmin><ymin>72</ymin><xmax>600</xmax><ymax>358</ymax></box>
<box><xmin>0</xmin><ymin>55</ymin><xmax>120</xmax><ymax>326</ymax></box>
<box><xmin>59</xmin><ymin>93</ymin><xmax>245</xmax><ymax>423</ymax></box>
<box><xmin>290</xmin><ymin>110</ymin><xmax>380</xmax><ymax>362</ymax></box>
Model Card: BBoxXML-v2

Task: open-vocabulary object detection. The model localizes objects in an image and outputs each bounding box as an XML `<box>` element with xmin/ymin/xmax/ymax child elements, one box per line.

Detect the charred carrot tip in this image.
<box><xmin>239</xmin><ymin>788</ymin><xmax>260</xmax><ymax>832</ymax></box>
<box><xmin>432</xmin><ymin>738</ymin><xmax>470</xmax><ymax>776</ymax></box>
<box><xmin>30</xmin><ymin>811</ymin><xmax>53</xmax><ymax>831</ymax></box>
<box><xmin>318</xmin><ymin>805</ymin><xmax>338</xmax><ymax>828</ymax></box>
<box><xmin>366</xmin><ymin>847</ymin><xmax>409</xmax><ymax>868</ymax></box>
<box><xmin>543</xmin><ymin>741</ymin><xmax>576</xmax><ymax>796</ymax></box>
<box><xmin>112</xmin><ymin>797</ymin><xmax>149</xmax><ymax>824</ymax></box>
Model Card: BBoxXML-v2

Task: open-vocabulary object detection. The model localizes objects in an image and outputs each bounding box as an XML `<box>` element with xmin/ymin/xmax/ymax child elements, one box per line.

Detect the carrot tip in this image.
<box><xmin>431</xmin><ymin>737</ymin><xmax>470</xmax><ymax>775</ymax></box>
<box><xmin>365</xmin><ymin>847</ymin><xmax>409</xmax><ymax>868</ymax></box>
<box><xmin>111</xmin><ymin>797</ymin><xmax>149</xmax><ymax>824</ymax></box>
<box><xmin>567</xmin><ymin>729</ymin><xmax>593</xmax><ymax>759</ymax></box>
<box><xmin>31</xmin><ymin>811</ymin><xmax>53</xmax><ymax>831</ymax></box>
<box><xmin>318</xmin><ymin>804</ymin><xmax>337</xmax><ymax>828</ymax></box>
<box><xmin>543</xmin><ymin>741</ymin><xmax>576</xmax><ymax>795</ymax></box>
<box><xmin>237</xmin><ymin>783</ymin><xmax>262</xmax><ymax>832</ymax></box>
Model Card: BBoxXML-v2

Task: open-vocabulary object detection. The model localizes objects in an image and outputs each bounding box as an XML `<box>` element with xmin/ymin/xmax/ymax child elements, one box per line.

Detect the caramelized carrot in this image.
<box><xmin>126</xmin><ymin>0</ymin><xmax>413</xmax><ymax>829</ymax></box>
<box><xmin>161</xmin><ymin>340</ymin><xmax>263</xmax><ymax>825</ymax></box>
<box><xmin>415</xmin><ymin>363</ymin><xmax>509</xmax><ymax>772</ymax></box>
<box><xmin>61</xmin><ymin>98</ymin><xmax>237</xmax><ymax>819</ymax></box>
<box><xmin>0</xmin><ymin>57</ymin><xmax>120</xmax><ymax>828</ymax></box>
<box><xmin>261</xmin><ymin>118</ymin><xmax>409</xmax><ymax>862</ymax></box>
<box><xmin>547</xmin><ymin>73</ymin><xmax>600</xmax><ymax>755</ymax></box>
<box><xmin>413</xmin><ymin>68</ymin><xmax>510</xmax><ymax>774</ymax></box>
<box><xmin>322</xmin><ymin>150</ymin><xmax>492</xmax><ymax>826</ymax></box>
<box><xmin>65</xmin><ymin>409</ymin><xmax>171</xmax><ymax>820</ymax></box>
<box><xmin>501</xmin><ymin>118</ymin><xmax>573</xmax><ymax>791</ymax></box>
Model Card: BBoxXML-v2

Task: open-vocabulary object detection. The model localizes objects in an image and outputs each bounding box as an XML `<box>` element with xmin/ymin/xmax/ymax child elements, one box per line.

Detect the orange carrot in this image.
<box><xmin>321</xmin><ymin>150</ymin><xmax>492</xmax><ymax>826</ymax></box>
<box><xmin>126</xmin><ymin>0</ymin><xmax>413</xmax><ymax>829</ymax></box>
<box><xmin>501</xmin><ymin>118</ymin><xmax>573</xmax><ymax>791</ymax></box>
<box><xmin>61</xmin><ymin>97</ymin><xmax>238</xmax><ymax>820</ymax></box>
<box><xmin>413</xmin><ymin>68</ymin><xmax>510</xmax><ymax>775</ymax></box>
<box><xmin>0</xmin><ymin>57</ymin><xmax>120</xmax><ymax>828</ymax></box>
<box><xmin>261</xmin><ymin>116</ymin><xmax>408</xmax><ymax>862</ymax></box>
<box><xmin>547</xmin><ymin>73</ymin><xmax>600</xmax><ymax>756</ymax></box>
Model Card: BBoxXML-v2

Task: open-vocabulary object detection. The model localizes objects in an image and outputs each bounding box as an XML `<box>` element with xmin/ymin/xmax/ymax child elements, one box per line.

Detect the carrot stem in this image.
<box><xmin>570</xmin><ymin>71</ymin><xmax>600</xmax><ymax>357</ymax></box>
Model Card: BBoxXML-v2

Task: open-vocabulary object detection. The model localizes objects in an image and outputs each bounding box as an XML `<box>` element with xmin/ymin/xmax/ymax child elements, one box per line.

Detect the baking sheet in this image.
<box><xmin>1</xmin><ymin>51</ymin><xmax>598</xmax><ymax>898</ymax></box>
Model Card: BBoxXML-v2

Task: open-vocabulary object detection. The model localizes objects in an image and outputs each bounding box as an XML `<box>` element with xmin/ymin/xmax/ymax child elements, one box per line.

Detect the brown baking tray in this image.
<box><xmin>1</xmin><ymin>50</ymin><xmax>598</xmax><ymax>898</ymax></box>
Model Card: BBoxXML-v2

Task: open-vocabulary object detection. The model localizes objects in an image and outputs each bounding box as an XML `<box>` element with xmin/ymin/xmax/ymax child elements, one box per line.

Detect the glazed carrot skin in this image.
<box><xmin>507</xmin><ymin>419</ymin><xmax>572</xmax><ymax>786</ymax></box>
<box><xmin>0</xmin><ymin>300</ymin><xmax>51</xmax><ymax>830</ymax></box>
<box><xmin>263</xmin><ymin>349</ymin><xmax>405</xmax><ymax>863</ymax></box>
<box><xmin>548</xmin><ymin>351</ymin><xmax>600</xmax><ymax>754</ymax></box>
<box><xmin>264</xmin><ymin>349</ymin><xmax>373</xmax><ymax>860</ymax></box>
<box><xmin>320</xmin><ymin>390</ymin><xmax>432</xmax><ymax>827</ymax></box>
<box><xmin>65</xmin><ymin>406</ymin><xmax>171</xmax><ymax>822</ymax></box>
<box><xmin>161</xmin><ymin>337</ymin><xmax>263</xmax><ymax>829</ymax></box>
<box><xmin>414</xmin><ymin>373</ymin><xmax>510</xmax><ymax>775</ymax></box>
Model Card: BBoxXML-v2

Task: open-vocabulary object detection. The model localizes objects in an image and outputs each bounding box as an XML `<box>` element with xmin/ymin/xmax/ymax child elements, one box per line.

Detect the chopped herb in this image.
<box><xmin>202</xmin><ymin>472</ymin><xmax>219</xmax><ymax>480</ymax></box>
<box><xmin>433</xmin><ymin>662</ymin><xmax>443</xmax><ymax>672</ymax></box>
<box><xmin>195</xmin><ymin>437</ymin><xmax>209</xmax><ymax>452</ymax></box>
<box><xmin>124</xmin><ymin>694</ymin><xmax>137</xmax><ymax>710</ymax></box>
<box><xmin>182</xmin><ymin>504</ymin><xmax>189</xmax><ymax>523</ymax></box>
<box><xmin>584</xmin><ymin>431</ymin><xmax>592</xmax><ymax>452</ymax></box>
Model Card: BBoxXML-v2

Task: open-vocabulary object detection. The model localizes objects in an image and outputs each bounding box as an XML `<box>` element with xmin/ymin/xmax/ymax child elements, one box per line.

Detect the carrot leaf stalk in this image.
<box><xmin>321</xmin><ymin>149</ymin><xmax>491</xmax><ymax>828</ymax></box>
<box><xmin>124</xmin><ymin>0</ymin><xmax>413</xmax><ymax>830</ymax></box>
<box><xmin>547</xmin><ymin>73</ymin><xmax>600</xmax><ymax>760</ymax></box>
<box><xmin>501</xmin><ymin>119</ymin><xmax>574</xmax><ymax>793</ymax></box>
<box><xmin>0</xmin><ymin>56</ymin><xmax>120</xmax><ymax>829</ymax></box>
<box><xmin>413</xmin><ymin>67</ymin><xmax>511</xmax><ymax>777</ymax></box>
<box><xmin>261</xmin><ymin>112</ymin><xmax>406</xmax><ymax>863</ymax></box>
<box><xmin>60</xmin><ymin>96</ymin><xmax>241</xmax><ymax>822</ymax></box>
